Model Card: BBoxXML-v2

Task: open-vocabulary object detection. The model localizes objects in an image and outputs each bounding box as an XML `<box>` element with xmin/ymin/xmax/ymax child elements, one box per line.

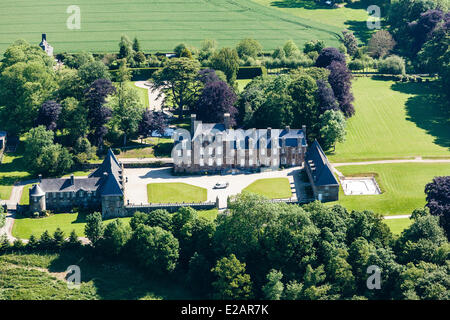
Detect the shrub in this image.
<box><xmin>378</xmin><ymin>55</ymin><xmax>406</xmax><ymax>75</ymax></box>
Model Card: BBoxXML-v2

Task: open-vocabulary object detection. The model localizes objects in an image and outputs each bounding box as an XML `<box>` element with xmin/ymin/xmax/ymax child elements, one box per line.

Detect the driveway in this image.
<box><xmin>134</xmin><ymin>81</ymin><xmax>165</xmax><ymax>111</ymax></box>
<box><xmin>124</xmin><ymin>166</ymin><xmax>302</xmax><ymax>209</ymax></box>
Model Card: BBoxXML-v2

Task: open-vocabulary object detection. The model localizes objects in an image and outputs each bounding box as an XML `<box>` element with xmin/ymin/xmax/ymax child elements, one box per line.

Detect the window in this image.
<box><xmin>217</xmin><ymin>158</ymin><xmax>222</xmax><ymax>166</ymax></box>
<box><xmin>249</xmin><ymin>159</ymin><xmax>253</xmax><ymax>166</ymax></box>
<box><xmin>199</xmin><ymin>159</ymin><xmax>204</xmax><ymax>166</ymax></box>
<box><xmin>208</xmin><ymin>158</ymin><xmax>213</xmax><ymax>166</ymax></box>
<box><xmin>240</xmin><ymin>158</ymin><xmax>245</xmax><ymax>166</ymax></box>
<box><xmin>217</xmin><ymin>147</ymin><xmax>222</xmax><ymax>155</ymax></box>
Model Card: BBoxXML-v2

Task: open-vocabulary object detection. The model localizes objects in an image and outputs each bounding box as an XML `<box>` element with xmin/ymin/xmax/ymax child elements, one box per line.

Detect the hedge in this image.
<box><xmin>110</xmin><ymin>67</ymin><xmax>161</xmax><ymax>81</ymax></box>
<box><xmin>237</xmin><ymin>66</ymin><xmax>267</xmax><ymax>79</ymax></box>
<box><xmin>111</xmin><ymin>66</ymin><xmax>267</xmax><ymax>82</ymax></box>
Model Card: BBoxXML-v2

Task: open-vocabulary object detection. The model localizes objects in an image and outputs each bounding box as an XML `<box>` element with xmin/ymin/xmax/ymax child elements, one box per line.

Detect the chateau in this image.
<box><xmin>29</xmin><ymin>149</ymin><xmax>126</xmax><ymax>217</ymax></box>
<box><xmin>173</xmin><ymin>113</ymin><xmax>308</xmax><ymax>174</ymax></box>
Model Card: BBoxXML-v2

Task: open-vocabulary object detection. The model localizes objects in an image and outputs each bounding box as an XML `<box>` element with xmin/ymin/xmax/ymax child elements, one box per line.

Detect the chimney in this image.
<box><xmin>302</xmin><ymin>125</ymin><xmax>306</xmax><ymax>136</ymax></box>
<box><xmin>285</xmin><ymin>125</ymin><xmax>290</xmax><ymax>132</ymax></box>
<box><xmin>190</xmin><ymin>114</ymin><xmax>196</xmax><ymax>136</ymax></box>
<box><xmin>42</xmin><ymin>33</ymin><xmax>47</xmax><ymax>42</ymax></box>
<box><xmin>224</xmin><ymin>113</ymin><xmax>231</xmax><ymax>130</ymax></box>
<box><xmin>267</xmin><ymin>127</ymin><xmax>271</xmax><ymax>140</ymax></box>
<box><xmin>70</xmin><ymin>174</ymin><xmax>74</xmax><ymax>185</ymax></box>
<box><xmin>38</xmin><ymin>174</ymin><xmax>42</xmax><ymax>183</ymax></box>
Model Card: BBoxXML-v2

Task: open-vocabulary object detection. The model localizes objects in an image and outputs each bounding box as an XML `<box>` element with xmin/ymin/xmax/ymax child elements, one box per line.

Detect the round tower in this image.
<box><xmin>29</xmin><ymin>184</ymin><xmax>46</xmax><ymax>214</ymax></box>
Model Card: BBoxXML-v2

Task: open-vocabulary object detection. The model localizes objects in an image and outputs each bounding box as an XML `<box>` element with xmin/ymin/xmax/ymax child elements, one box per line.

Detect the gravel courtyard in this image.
<box><xmin>124</xmin><ymin>166</ymin><xmax>303</xmax><ymax>209</ymax></box>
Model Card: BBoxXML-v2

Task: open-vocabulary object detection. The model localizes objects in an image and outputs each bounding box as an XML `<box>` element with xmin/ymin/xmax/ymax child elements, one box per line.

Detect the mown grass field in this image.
<box><xmin>0</xmin><ymin>253</ymin><xmax>194</xmax><ymax>300</ymax></box>
<box><xmin>12</xmin><ymin>212</ymin><xmax>132</xmax><ymax>239</ymax></box>
<box><xmin>243</xmin><ymin>178</ymin><xmax>292</xmax><ymax>199</ymax></box>
<box><xmin>147</xmin><ymin>182</ymin><xmax>207</xmax><ymax>203</ymax></box>
<box><xmin>328</xmin><ymin>77</ymin><xmax>450</xmax><ymax>162</ymax></box>
<box><xmin>384</xmin><ymin>218</ymin><xmax>413</xmax><ymax>235</ymax></box>
<box><xmin>331</xmin><ymin>163</ymin><xmax>450</xmax><ymax>216</ymax></box>
<box><xmin>253</xmin><ymin>0</ymin><xmax>371</xmax><ymax>42</ymax></box>
<box><xmin>0</xmin><ymin>0</ymin><xmax>349</xmax><ymax>53</ymax></box>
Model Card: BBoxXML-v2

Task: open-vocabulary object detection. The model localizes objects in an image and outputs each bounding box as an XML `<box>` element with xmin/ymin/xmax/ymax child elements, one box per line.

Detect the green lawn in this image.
<box><xmin>237</xmin><ymin>79</ymin><xmax>252</xmax><ymax>92</ymax></box>
<box><xmin>253</xmin><ymin>0</ymin><xmax>371</xmax><ymax>43</ymax></box>
<box><xmin>12</xmin><ymin>212</ymin><xmax>131</xmax><ymax>239</ymax></box>
<box><xmin>0</xmin><ymin>253</ymin><xmax>195</xmax><ymax>299</ymax></box>
<box><xmin>147</xmin><ymin>183</ymin><xmax>207</xmax><ymax>203</ymax></box>
<box><xmin>197</xmin><ymin>208</ymin><xmax>219</xmax><ymax>222</ymax></box>
<box><xmin>0</xmin><ymin>0</ymin><xmax>345</xmax><ymax>53</ymax></box>
<box><xmin>328</xmin><ymin>78</ymin><xmax>450</xmax><ymax>162</ymax></box>
<box><xmin>384</xmin><ymin>218</ymin><xmax>413</xmax><ymax>235</ymax></box>
<box><xmin>0</xmin><ymin>145</ymin><xmax>32</xmax><ymax>200</ymax></box>
<box><xmin>126</xmin><ymin>81</ymin><xmax>149</xmax><ymax>109</ymax></box>
<box><xmin>243</xmin><ymin>178</ymin><xmax>292</xmax><ymax>199</ymax></box>
<box><xmin>19</xmin><ymin>184</ymin><xmax>32</xmax><ymax>205</ymax></box>
<box><xmin>331</xmin><ymin>163</ymin><xmax>450</xmax><ymax>216</ymax></box>
<box><xmin>0</xmin><ymin>185</ymin><xmax>12</xmax><ymax>200</ymax></box>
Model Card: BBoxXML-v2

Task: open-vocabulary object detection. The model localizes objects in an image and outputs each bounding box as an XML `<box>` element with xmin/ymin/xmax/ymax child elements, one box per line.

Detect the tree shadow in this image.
<box><xmin>48</xmin><ymin>249</ymin><xmax>198</xmax><ymax>300</ymax></box>
<box><xmin>270</xmin><ymin>0</ymin><xmax>326</xmax><ymax>10</ymax></box>
<box><xmin>390</xmin><ymin>81</ymin><xmax>450</xmax><ymax>150</ymax></box>
<box><xmin>345</xmin><ymin>20</ymin><xmax>373</xmax><ymax>44</ymax></box>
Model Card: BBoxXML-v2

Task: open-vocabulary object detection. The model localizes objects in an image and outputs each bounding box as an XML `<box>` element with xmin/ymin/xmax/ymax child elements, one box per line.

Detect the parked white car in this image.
<box><xmin>214</xmin><ymin>182</ymin><xmax>229</xmax><ymax>189</ymax></box>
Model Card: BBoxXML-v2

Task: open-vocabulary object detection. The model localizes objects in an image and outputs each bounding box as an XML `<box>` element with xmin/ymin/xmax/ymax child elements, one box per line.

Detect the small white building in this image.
<box><xmin>39</xmin><ymin>34</ymin><xmax>54</xmax><ymax>57</ymax></box>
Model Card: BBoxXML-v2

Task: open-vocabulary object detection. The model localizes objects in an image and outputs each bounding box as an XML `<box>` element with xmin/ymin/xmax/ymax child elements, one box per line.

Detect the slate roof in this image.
<box><xmin>29</xmin><ymin>184</ymin><xmax>45</xmax><ymax>197</ymax></box>
<box><xmin>36</xmin><ymin>149</ymin><xmax>124</xmax><ymax>197</ymax></box>
<box><xmin>189</xmin><ymin>123</ymin><xmax>307</xmax><ymax>149</ymax></box>
<box><xmin>40</xmin><ymin>177</ymin><xmax>101</xmax><ymax>193</ymax></box>
<box><xmin>305</xmin><ymin>140</ymin><xmax>339</xmax><ymax>186</ymax></box>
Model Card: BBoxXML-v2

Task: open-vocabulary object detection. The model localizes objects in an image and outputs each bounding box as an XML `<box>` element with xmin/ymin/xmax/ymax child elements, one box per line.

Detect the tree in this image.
<box><xmin>283</xmin><ymin>40</ymin><xmax>300</xmax><ymax>57</ymax></box>
<box><xmin>118</xmin><ymin>35</ymin><xmax>133</xmax><ymax>60</ymax></box>
<box><xmin>60</xmin><ymin>97</ymin><xmax>89</xmax><ymax>143</ymax></box>
<box><xmin>327</xmin><ymin>61</ymin><xmax>354</xmax><ymax>117</ymax></box>
<box><xmin>85</xmin><ymin>212</ymin><xmax>104</xmax><ymax>246</ymax></box>
<box><xmin>315</xmin><ymin>47</ymin><xmax>346</xmax><ymax>68</ymax></box>
<box><xmin>318</xmin><ymin>110</ymin><xmax>347</xmax><ymax>151</ymax></box>
<box><xmin>78</xmin><ymin>60</ymin><xmax>110</xmax><ymax>86</ymax></box>
<box><xmin>211</xmin><ymin>48</ymin><xmax>240</xmax><ymax>84</ymax></box>
<box><xmin>0</xmin><ymin>205</ymin><xmax>5</xmax><ymax>228</ymax></box>
<box><xmin>109</xmin><ymin>85</ymin><xmax>143</xmax><ymax>146</ymax></box>
<box><xmin>408</xmin><ymin>9</ymin><xmax>445</xmax><ymax>56</ymax></box>
<box><xmin>316</xmin><ymin>80</ymin><xmax>338</xmax><ymax>113</ymax></box>
<box><xmin>174</xmin><ymin>43</ymin><xmax>188</xmax><ymax>57</ymax></box>
<box><xmin>23</xmin><ymin>126</ymin><xmax>73</xmax><ymax>176</ymax></box>
<box><xmin>425</xmin><ymin>176</ymin><xmax>450</xmax><ymax>238</ymax></box>
<box><xmin>197</xmin><ymin>69</ymin><xmax>221</xmax><ymax>85</ymax></box>
<box><xmin>262</xmin><ymin>269</ymin><xmax>284</xmax><ymax>300</ymax></box>
<box><xmin>378</xmin><ymin>55</ymin><xmax>406</xmax><ymax>75</ymax></box>
<box><xmin>36</xmin><ymin>100</ymin><xmax>61</xmax><ymax>131</ymax></box>
<box><xmin>417</xmin><ymin>16</ymin><xmax>449</xmax><ymax>73</ymax></box>
<box><xmin>193</xmin><ymin>81</ymin><xmax>238</xmax><ymax>125</ymax></box>
<box><xmin>341</xmin><ymin>30</ymin><xmax>358</xmax><ymax>57</ymax></box>
<box><xmin>53</xmin><ymin>228</ymin><xmax>65</xmax><ymax>250</ymax></box>
<box><xmin>211</xmin><ymin>254</ymin><xmax>253</xmax><ymax>299</ymax></box>
<box><xmin>130</xmin><ymin>225</ymin><xmax>179</xmax><ymax>274</ymax></box>
<box><xmin>368</xmin><ymin>30</ymin><xmax>396</xmax><ymax>59</ymax></box>
<box><xmin>0</xmin><ymin>60</ymin><xmax>57</xmax><ymax>135</ymax></box>
<box><xmin>66</xmin><ymin>230</ymin><xmax>81</xmax><ymax>249</ymax></box>
<box><xmin>138</xmin><ymin>110</ymin><xmax>168</xmax><ymax>140</ymax></box>
<box><xmin>100</xmin><ymin>219</ymin><xmax>132</xmax><ymax>256</ymax></box>
<box><xmin>132</xmin><ymin>37</ymin><xmax>141</xmax><ymax>52</ymax></box>
<box><xmin>38</xmin><ymin>230</ymin><xmax>54</xmax><ymax>250</ymax></box>
<box><xmin>303</xmin><ymin>40</ymin><xmax>325</xmax><ymax>54</ymax></box>
<box><xmin>236</xmin><ymin>38</ymin><xmax>262</xmax><ymax>58</ymax></box>
<box><xmin>151</xmin><ymin>58</ymin><xmax>202</xmax><ymax>117</ymax></box>
<box><xmin>84</xmin><ymin>79</ymin><xmax>116</xmax><ymax>146</ymax></box>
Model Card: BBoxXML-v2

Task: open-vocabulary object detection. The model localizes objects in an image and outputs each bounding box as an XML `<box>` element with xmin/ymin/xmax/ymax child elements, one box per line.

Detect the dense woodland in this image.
<box><xmin>0</xmin><ymin>0</ymin><xmax>449</xmax><ymax>300</ymax></box>
<box><xmin>1</xmin><ymin>190</ymin><xmax>449</xmax><ymax>300</ymax></box>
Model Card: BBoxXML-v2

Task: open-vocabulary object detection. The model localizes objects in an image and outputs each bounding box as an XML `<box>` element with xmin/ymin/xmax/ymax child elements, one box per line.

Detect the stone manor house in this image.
<box><xmin>29</xmin><ymin>149</ymin><xmax>125</xmax><ymax>217</ymax></box>
<box><xmin>173</xmin><ymin>113</ymin><xmax>339</xmax><ymax>202</ymax></box>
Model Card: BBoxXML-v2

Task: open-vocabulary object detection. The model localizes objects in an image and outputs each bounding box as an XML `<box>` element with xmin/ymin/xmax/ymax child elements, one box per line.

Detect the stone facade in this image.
<box><xmin>29</xmin><ymin>149</ymin><xmax>126</xmax><ymax>218</ymax></box>
<box><xmin>174</xmin><ymin>114</ymin><xmax>308</xmax><ymax>174</ymax></box>
<box><xmin>39</xmin><ymin>34</ymin><xmax>53</xmax><ymax>57</ymax></box>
